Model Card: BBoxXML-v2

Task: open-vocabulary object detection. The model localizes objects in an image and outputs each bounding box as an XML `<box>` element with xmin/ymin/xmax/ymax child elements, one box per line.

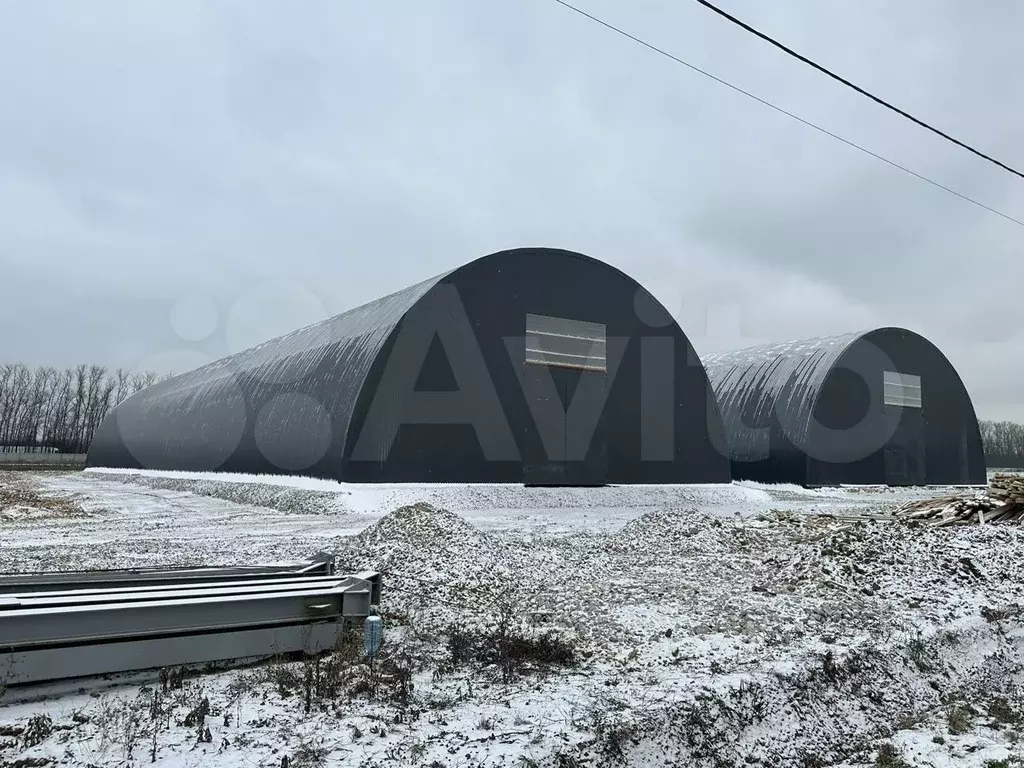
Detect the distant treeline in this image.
<box><xmin>0</xmin><ymin>364</ymin><xmax>170</xmax><ymax>455</ymax></box>
<box><xmin>979</xmin><ymin>420</ymin><xmax>1024</xmax><ymax>469</ymax></box>
<box><xmin>2</xmin><ymin>361</ymin><xmax>1023</xmax><ymax>467</ymax></box>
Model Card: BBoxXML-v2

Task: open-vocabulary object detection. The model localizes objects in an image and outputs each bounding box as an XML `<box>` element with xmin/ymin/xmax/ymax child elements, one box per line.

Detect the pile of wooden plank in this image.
<box><xmin>989</xmin><ymin>473</ymin><xmax>1024</xmax><ymax>506</ymax></box>
<box><xmin>893</xmin><ymin>473</ymin><xmax>1024</xmax><ymax>527</ymax></box>
<box><xmin>894</xmin><ymin>494</ymin><xmax>1002</xmax><ymax>526</ymax></box>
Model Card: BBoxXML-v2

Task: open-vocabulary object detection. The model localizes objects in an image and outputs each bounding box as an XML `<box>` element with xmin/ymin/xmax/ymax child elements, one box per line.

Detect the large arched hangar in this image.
<box><xmin>88</xmin><ymin>247</ymin><xmax>732</xmax><ymax>486</ymax></box>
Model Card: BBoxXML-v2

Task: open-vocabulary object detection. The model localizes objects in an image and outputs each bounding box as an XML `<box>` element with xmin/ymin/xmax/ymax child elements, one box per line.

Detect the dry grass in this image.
<box><xmin>946</xmin><ymin>703</ymin><xmax>975</xmax><ymax>735</ymax></box>
<box><xmin>874</xmin><ymin>741</ymin><xmax>912</xmax><ymax>767</ymax></box>
<box><xmin>0</xmin><ymin>472</ymin><xmax>86</xmax><ymax>520</ymax></box>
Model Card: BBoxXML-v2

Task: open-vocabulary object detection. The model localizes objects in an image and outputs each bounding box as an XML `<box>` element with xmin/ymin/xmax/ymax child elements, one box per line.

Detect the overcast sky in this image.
<box><xmin>2</xmin><ymin>0</ymin><xmax>1022</xmax><ymax>420</ymax></box>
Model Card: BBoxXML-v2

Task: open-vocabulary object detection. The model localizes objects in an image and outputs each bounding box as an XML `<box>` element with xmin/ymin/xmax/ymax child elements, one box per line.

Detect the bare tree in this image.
<box><xmin>0</xmin><ymin>362</ymin><xmax>172</xmax><ymax>454</ymax></box>
<box><xmin>979</xmin><ymin>419</ymin><xmax>1024</xmax><ymax>469</ymax></box>
<box><xmin>131</xmin><ymin>371</ymin><xmax>160</xmax><ymax>392</ymax></box>
<box><xmin>113</xmin><ymin>368</ymin><xmax>132</xmax><ymax>406</ymax></box>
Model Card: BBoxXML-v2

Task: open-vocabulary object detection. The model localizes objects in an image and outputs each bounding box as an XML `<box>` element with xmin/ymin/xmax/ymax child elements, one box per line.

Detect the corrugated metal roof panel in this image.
<box><xmin>88</xmin><ymin>270</ymin><xmax>451</xmax><ymax>474</ymax></box>
<box><xmin>702</xmin><ymin>331</ymin><xmax>867</xmax><ymax>462</ymax></box>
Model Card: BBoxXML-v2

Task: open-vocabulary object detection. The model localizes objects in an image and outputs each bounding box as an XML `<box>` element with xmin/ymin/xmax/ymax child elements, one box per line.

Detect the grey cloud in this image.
<box><xmin>1</xmin><ymin>0</ymin><xmax>1022</xmax><ymax>421</ymax></box>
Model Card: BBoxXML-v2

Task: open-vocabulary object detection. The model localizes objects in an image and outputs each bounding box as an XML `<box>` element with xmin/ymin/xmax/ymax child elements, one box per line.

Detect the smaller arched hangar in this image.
<box><xmin>702</xmin><ymin>327</ymin><xmax>986</xmax><ymax>487</ymax></box>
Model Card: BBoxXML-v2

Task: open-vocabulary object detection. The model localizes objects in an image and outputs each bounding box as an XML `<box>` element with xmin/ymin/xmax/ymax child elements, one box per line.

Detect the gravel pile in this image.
<box><xmin>333</xmin><ymin>505</ymin><xmax>853</xmax><ymax>660</ymax></box>
<box><xmin>78</xmin><ymin>470</ymin><xmax>354</xmax><ymax>516</ymax></box>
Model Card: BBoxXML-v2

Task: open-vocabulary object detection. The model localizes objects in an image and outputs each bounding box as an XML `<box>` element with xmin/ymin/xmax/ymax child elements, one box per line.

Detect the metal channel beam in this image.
<box><xmin>0</xmin><ymin>621</ymin><xmax>346</xmax><ymax>686</ymax></box>
<box><xmin>0</xmin><ymin>575</ymin><xmax>356</xmax><ymax>609</ymax></box>
<box><xmin>0</xmin><ymin>580</ymin><xmax>373</xmax><ymax>650</ymax></box>
<box><xmin>353</xmin><ymin>570</ymin><xmax>383</xmax><ymax>606</ymax></box>
<box><xmin>0</xmin><ymin>556</ymin><xmax>336</xmax><ymax>594</ymax></box>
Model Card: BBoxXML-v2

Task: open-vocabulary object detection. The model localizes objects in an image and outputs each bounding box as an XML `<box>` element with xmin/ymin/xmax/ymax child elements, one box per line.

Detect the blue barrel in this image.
<box><xmin>363</xmin><ymin>615</ymin><xmax>383</xmax><ymax>659</ymax></box>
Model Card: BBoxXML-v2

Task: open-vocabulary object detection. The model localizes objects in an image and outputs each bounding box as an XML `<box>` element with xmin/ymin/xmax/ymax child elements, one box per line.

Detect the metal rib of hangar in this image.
<box><xmin>88</xmin><ymin>247</ymin><xmax>731</xmax><ymax>486</ymax></box>
<box><xmin>701</xmin><ymin>327</ymin><xmax>985</xmax><ymax>487</ymax></box>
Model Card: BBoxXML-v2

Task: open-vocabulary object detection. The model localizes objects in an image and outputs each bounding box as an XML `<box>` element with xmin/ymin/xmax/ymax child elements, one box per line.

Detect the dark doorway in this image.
<box><xmin>565</xmin><ymin>367</ymin><xmax>608</xmax><ymax>486</ymax></box>
<box><xmin>884</xmin><ymin>409</ymin><xmax>926</xmax><ymax>486</ymax></box>
<box><xmin>521</xmin><ymin>313</ymin><xmax>609</xmax><ymax>487</ymax></box>
<box><xmin>521</xmin><ymin>365</ymin><xmax>609</xmax><ymax>487</ymax></box>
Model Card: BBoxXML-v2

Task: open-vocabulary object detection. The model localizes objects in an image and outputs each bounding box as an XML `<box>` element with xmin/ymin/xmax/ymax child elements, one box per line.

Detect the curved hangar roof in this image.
<box><xmin>88</xmin><ymin>247</ymin><xmax>731</xmax><ymax>485</ymax></box>
<box><xmin>702</xmin><ymin>327</ymin><xmax>985</xmax><ymax>487</ymax></box>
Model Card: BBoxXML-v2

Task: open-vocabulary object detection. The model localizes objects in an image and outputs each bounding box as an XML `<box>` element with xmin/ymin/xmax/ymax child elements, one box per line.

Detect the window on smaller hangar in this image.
<box><xmin>883</xmin><ymin>371</ymin><xmax>922</xmax><ymax>408</ymax></box>
<box><xmin>525</xmin><ymin>313</ymin><xmax>606</xmax><ymax>372</ymax></box>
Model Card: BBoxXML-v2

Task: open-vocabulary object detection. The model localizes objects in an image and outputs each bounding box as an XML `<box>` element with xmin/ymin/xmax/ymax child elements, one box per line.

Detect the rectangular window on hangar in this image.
<box><xmin>525</xmin><ymin>313</ymin><xmax>607</xmax><ymax>373</ymax></box>
<box><xmin>883</xmin><ymin>371</ymin><xmax>922</xmax><ymax>408</ymax></box>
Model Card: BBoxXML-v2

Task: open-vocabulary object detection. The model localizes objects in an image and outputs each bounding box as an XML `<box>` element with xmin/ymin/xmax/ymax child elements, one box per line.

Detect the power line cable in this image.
<box><xmin>549</xmin><ymin>0</ymin><xmax>1024</xmax><ymax>228</ymax></box>
<box><xmin>695</xmin><ymin>0</ymin><xmax>1024</xmax><ymax>181</ymax></box>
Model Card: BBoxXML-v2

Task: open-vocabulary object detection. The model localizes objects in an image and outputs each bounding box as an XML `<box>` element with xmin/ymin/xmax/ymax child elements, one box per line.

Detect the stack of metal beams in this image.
<box><xmin>0</xmin><ymin>555</ymin><xmax>380</xmax><ymax>686</ymax></box>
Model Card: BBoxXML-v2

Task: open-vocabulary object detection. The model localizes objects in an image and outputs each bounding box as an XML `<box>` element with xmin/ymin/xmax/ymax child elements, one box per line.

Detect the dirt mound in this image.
<box><xmin>616</xmin><ymin>507</ymin><xmax>704</xmax><ymax>540</ymax></box>
<box><xmin>350</xmin><ymin>502</ymin><xmax>491</xmax><ymax>552</ymax></box>
<box><xmin>334</xmin><ymin>503</ymin><xmax>524</xmax><ymax>603</ymax></box>
<box><xmin>97</xmin><ymin>471</ymin><xmax>347</xmax><ymax>515</ymax></box>
<box><xmin>613</xmin><ymin>507</ymin><xmax>754</xmax><ymax>558</ymax></box>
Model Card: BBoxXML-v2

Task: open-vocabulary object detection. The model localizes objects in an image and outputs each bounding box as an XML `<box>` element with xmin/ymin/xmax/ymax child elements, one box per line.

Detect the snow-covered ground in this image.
<box><xmin>0</xmin><ymin>468</ymin><xmax>1022</xmax><ymax>767</ymax></box>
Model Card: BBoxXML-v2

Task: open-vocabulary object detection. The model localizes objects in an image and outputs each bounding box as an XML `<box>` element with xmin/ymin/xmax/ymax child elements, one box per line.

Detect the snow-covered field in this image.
<box><xmin>0</xmin><ymin>468</ymin><xmax>1022</xmax><ymax>767</ymax></box>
